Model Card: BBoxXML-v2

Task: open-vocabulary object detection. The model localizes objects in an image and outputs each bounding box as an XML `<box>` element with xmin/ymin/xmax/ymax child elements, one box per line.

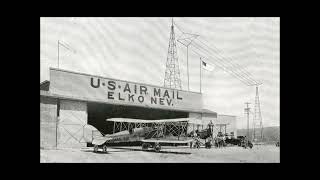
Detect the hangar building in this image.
<box><xmin>40</xmin><ymin>68</ymin><xmax>237</xmax><ymax>149</ymax></box>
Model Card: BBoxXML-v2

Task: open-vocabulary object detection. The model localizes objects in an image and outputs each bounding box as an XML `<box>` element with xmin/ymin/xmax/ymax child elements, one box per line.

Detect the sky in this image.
<box><xmin>40</xmin><ymin>17</ymin><xmax>280</xmax><ymax>129</ymax></box>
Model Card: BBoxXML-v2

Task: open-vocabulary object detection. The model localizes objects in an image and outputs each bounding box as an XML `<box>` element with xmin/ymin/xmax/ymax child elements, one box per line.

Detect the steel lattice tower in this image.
<box><xmin>253</xmin><ymin>85</ymin><xmax>263</xmax><ymax>142</ymax></box>
<box><xmin>164</xmin><ymin>19</ymin><xmax>182</xmax><ymax>89</ymax></box>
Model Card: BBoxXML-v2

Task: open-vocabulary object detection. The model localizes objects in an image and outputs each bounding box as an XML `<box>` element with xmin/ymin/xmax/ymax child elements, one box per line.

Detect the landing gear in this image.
<box><xmin>142</xmin><ymin>142</ymin><xmax>161</xmax><ymax>152</ymax></box>
<box><xmin>93</xmin><ymin>145</ymin><xmax>99</xmax><ymax>153</ymax></box>
<box><xmin>154</xmin><ymin>143</ymin><xmax>161</xmax><ymax>153</ymax></box>
<box><xmin>205</xmin><ymin>141</ymin><xmax>212</xmax><ymax>149</ymax></box>
<box><xmin>102</xmin><ymin>145</ymin><xmax>108</xmax><ymax>153</ymax></box>
<box><xmin>189</xmin><ymin>142</ymin><xmax>193</xmax><ymax>149</ymax></box>
<box><xmin>195</xmin><ymin>141</ymin><xmax>201</xmax><ymax>149</ymax></box>
<box><xmin>142</xmin><ymin>143</ymin><xmax>150</xmax><ymax>151</ymax></box>
<box><xmin>93</xmin><ymin>144</ymin><xmax>107</xmax><ymax>153</ymax></box>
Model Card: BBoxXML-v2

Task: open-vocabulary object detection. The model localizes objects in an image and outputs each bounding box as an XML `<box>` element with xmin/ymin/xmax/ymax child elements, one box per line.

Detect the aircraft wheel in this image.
<box><xmin>93</xmin><ymin>145</ymin><xmax>99</xmax><ymax>152</ymax></box>
<box><xmin>102</xmin><ymin>145</ymin><xmax>107</xmax><ymax>153</ymax></box>
<box><xmin>154</xmin><ymin>143</ymin><xmax>161</xmax><ymax>152</ymax></box>
<box><xmin>142</xmin><ymin>143</ymin><xmax>149</xmax><ymax>150</ymax></box>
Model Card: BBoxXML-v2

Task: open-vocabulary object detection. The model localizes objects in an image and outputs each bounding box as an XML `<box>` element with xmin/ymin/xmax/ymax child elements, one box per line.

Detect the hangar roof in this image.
<box><xmin>107</xmin><ymin>118</ymin><xmax>197</xmax><ymax>123</ymax></box>
<box><xmin>202</xmin><ymin>108</ymin><xmax>216</xmax><ymax>114</ymax></box>
<box><xmin>40</xmin><ymin>80</ymin><xmax>50</xmax><ymax>91</ymax></box>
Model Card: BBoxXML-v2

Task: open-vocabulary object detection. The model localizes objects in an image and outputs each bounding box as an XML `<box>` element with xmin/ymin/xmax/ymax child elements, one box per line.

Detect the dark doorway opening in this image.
<box><xmin>87</xmin><ymin>102</ymin><xmax>188</xmax><ymax>146</ymax></box>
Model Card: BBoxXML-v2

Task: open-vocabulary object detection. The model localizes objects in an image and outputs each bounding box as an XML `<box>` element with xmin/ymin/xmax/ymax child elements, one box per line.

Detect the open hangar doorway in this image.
<box><xmin>87</xmin><ymin>102</ymin><xmax>188</xmax><ymax>146</ymax></box>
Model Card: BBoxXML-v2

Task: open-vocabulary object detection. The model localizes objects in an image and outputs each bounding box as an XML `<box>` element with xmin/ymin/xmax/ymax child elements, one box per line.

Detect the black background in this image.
<box><xmin>3</xmin><ymin>3</ymin><xmax>292</xmax><ymax>177</ymax></box>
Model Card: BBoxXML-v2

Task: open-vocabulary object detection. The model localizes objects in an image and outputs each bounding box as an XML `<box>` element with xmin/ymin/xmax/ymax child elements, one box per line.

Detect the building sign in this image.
<box><xmin>50</xmin><ymin>68</ymin><xmax>203</xmax><ymax>112</ymax></box>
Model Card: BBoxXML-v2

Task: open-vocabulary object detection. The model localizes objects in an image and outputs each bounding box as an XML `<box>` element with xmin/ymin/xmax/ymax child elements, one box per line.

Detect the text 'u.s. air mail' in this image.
<box><xmin>90</xmin><ymin>77</ymin><xmax>182</xmax><ymax>106</ymax></box>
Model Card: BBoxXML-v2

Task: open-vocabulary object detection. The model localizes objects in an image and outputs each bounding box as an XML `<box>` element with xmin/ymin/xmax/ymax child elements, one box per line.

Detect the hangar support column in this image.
<box><xmin>40</xmin><ymin>96</ymin><xmax>58</xmax><ymax>149</ymax></box>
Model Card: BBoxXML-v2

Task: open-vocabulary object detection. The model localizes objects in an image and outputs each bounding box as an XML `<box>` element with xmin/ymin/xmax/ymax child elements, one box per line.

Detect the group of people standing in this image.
<box><xmin>189</xmin><ymin>130</ymin><xmax>227</xmax><ymax>149</ymax></box>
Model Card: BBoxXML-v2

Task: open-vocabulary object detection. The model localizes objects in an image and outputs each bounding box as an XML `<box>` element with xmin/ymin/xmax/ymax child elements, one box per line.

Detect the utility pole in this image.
<box><xmin>244</xmin><ymin>102</ymin><xmax>251</xmax><ymax>139</ymax></box>
<box><xmin>175</xmin><ymin>21</ymin><xmax>199</xmax><ymax>91</ymax></box>
<box><xmin>184</xmin><ymin>35</ymin><xmax>199</xmax><ymax>91</ymax></box>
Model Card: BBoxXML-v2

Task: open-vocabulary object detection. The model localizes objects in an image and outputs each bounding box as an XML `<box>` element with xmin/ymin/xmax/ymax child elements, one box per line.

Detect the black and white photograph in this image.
<box><xmin>40</xmin><ymin>17</ymin><xmax>280</xmax><ymax>163</ymax></box>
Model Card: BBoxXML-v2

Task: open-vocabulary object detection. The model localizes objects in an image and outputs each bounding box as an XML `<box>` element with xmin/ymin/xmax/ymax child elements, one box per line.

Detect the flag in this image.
<box><xmin>202</xmin><ymin>60</ymin><xmax>214</xmax><ymax>71</ymax></box>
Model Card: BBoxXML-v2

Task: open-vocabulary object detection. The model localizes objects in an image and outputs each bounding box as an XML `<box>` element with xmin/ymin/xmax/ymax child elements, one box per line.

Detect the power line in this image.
<box><xmin>174</xmin><ymin>19</ymin><xmax>262</xmax><ymax>86</ymax></box>
<box><xmin>185</xmin><ymin>42</ymin><xmax>253</xmax><ymax>86</ymax></box>
<box><xmin>190</xmin><ymin>40</ymin><xmax>258</xmax><ymax>86</ymax></box>
<box><xmin>197</xmin><ymin>38</ymin><xmax>261</xmax><ymax>85</ymax></box>
<box><xmin>186</xmin><ymin>37</ymin><xmax>259</xmax><ymax>85</ymax></box>
<box><xmin>173</xmin><ymin>21</ymin><xmax>185</xmax><ymax>34</ymax></box>
<box><xmin>181</xmin><ymin>37</ymin><xmax>260</xmax><ymax>86</ymax></box>
<box><xmin>188</xmin><ymin>44</ymin><xmax>252</xmax><ymax>86</ymax></box>
<box><xmin>186</xmin><ymin>39</ymin><xmax>254</xmax><ymax>86</ymax></box>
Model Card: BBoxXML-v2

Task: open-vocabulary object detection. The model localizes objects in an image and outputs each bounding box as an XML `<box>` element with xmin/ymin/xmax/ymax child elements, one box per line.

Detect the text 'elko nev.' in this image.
<box><xmin>90</xmin><ymin>77</ymin><xmax>183</xmax><ymax>106</ymax></box>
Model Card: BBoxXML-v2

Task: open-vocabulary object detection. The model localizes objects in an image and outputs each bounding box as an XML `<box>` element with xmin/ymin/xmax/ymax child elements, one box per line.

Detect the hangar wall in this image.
<box><xmin>40</xmin><ymin>96</ymin><xmax>57</xmax><ymax>149</ymax></box>
<box><xmin>188</xmin><ymin>112</ymin><xmax>236</xmax><ymax>136</ymax></box>
<box><xmin>57</xmin><ymin>99</ymin><xmax>88</xmax><ymax>148</ymax></box>
<box><xmin>187</xmin><ymin>112</ymin><xmax>217</xmax><ymax>133</ymax></box>
<box><xmin>189</xmin><ymin>112</ymin><xmax>202</xmax><ymax>119</ymax></box>
<box><xmin>217</xmin><ymin>115</ymin><xmax>237</xmax><ymax>137</ymax></box>
<box><xmin>200</xmin><ymin>113</ymin><xmax>218</xmax><ymax>124</ymax></box>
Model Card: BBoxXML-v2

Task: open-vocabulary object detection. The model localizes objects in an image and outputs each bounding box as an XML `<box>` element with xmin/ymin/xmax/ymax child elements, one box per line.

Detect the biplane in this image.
<box><xmin>89</xmin><ymin>118</ymin><xmax>195</xmax><ymax>153</ymax></box>
<box><xmin>86</xmin><ymin>117</ymin><xmax>231</xmax><ymax>152</ymax></box>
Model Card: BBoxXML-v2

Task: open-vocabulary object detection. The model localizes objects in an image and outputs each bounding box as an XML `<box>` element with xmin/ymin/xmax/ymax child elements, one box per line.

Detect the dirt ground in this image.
<box><xmin>40</xmin><ymin>144</ymin><xmax>279</xmax><ymax>163</ymax></box>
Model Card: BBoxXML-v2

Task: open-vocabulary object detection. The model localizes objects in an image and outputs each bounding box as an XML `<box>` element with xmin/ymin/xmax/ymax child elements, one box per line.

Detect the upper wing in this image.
<box><xmin>106</xmin><ymin>118</ymin><xmax>196</xmax><ymax>123</ymax></box>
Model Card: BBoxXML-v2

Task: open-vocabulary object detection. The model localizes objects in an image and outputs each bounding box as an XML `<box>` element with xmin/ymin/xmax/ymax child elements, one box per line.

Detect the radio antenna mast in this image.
<box><xmin>253</xmin><ymin>84</ymin><xmax>263</xmax><ymax>142</ymax></box>
<box><xmin>164</xmin><ymin>18</ymin><xmax>182</xmax><ymax>90</ymax></box>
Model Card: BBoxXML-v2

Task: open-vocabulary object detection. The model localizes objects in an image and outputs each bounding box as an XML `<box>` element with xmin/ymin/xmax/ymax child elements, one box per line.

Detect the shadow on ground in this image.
<box><xmin>82</xmin><ymin>147</ymin><xmax>191</xmax><ymax>155</ymax></box>
<box><xmin>81</xmin><ymin>150</ymin><xmax>124</xmax><ymax>154</ymax></box>
<box><xmin>114</xmin><ymin>147</ymin><xmax>191</xmax><ymax>154</ymax></box>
